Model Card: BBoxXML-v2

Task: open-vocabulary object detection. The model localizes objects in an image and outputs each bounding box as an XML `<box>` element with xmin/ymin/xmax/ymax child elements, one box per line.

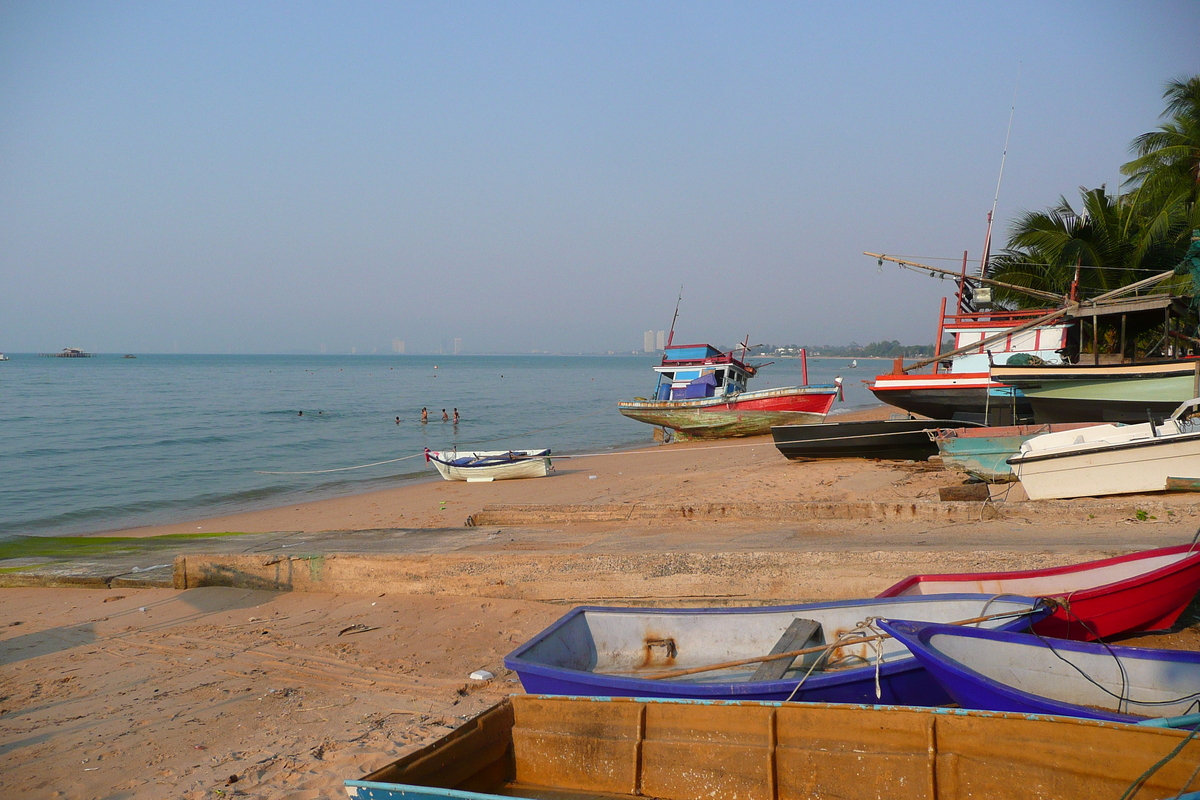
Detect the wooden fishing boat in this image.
<box><xmin>991</xmin><ymin>359</ymin><xmax>1200</xmax><ymax>423</ymax></box>
<box><xmin>345</xmin><ymin>694</ymin><xmax>1200</xmax><ymax>800</ymax></box>
<box><xmin>771</xmin><ymin>418</ymin><xmax>983</xmax><ymax>461</ymax></box>
<box><xmin>425</xmin><ymin>449</ymin><xmax>552</xmax><ymax>482</ymax></box>
<box><xmin>1006</xmin><ymin>398</ymin><xmax>1200</xmax><ymax>500</ymax></box>
<box><xmin>876</xmin><ymin>542</ymin><xmax>1200</xmax><ymax>641</ymax></box>
<box><xmin>618</xmin><ymin>344</ymin><xmax>839</xmax><ymax>440</ymax></box>
<box><xmin>880</xmin><ymin>619</ymin><xmax>1200</xmax><ymax>726</ymax></box>
<box><xmin>868</xmin><ymin>307</ymin><xmax>1071</xmax><ymax>426</ymax></box>
<box><xmin>932</xmin><ymin>422</ymin><xmax>1095</xmax><ymax>482</ymax></box>
<box><xmin>503</xmin><ymin>595</ymin><xmax>1041</xmax><ymax>706</ymax></box>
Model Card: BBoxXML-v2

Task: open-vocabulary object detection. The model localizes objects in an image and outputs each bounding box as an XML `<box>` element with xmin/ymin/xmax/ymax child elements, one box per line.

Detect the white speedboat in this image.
<box><xmin>1007</xmin><ymin>398</ymin><xmax>1200</xmax><ymax>499</ymax></box>
<box><xmin>425</xmin><ymin>449</ymin><xmax>552</xmax><ymax>482</ymax></box>
<box><xmin>0</xmin><ymin>353</ymin><xmax>8</xmax><ymax>361</ymax></box>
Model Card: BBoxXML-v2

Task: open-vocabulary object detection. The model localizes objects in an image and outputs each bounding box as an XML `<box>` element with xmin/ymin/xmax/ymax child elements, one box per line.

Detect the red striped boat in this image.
<box><xmin>876</xmin><ymin>543</ymin><xmax>1200</xmax><ymax>641</ymax></box>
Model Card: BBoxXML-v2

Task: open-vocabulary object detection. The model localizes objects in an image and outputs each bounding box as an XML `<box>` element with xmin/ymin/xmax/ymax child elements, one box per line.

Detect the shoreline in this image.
<box><xmin>71</xmin><ymin>402</ymin><xmax>890</xmax><ymax>540</ymax></box>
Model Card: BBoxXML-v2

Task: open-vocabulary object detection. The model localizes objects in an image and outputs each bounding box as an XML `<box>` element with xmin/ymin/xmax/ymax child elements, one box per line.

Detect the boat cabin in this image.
<box><xmin>652</xmin><ymin>344</ymin><xmax>757</xmax><ymax>401</ymax></box>
<box><xmin>940</xmin><ymin>311</ymin><xmax>1071</xmax><ymax>373</ymax></box>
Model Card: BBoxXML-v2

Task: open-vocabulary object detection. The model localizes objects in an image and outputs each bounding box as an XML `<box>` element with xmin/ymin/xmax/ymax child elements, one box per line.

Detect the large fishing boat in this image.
<box><xmin>990</xmin><ymin>359</ymin><xmax>1200</xmax><ymax>423</ymax></box>
<box><xmin>869</xmin><ymin>304</ymin><xmax>1070</xmax><ymax>425</ymax></box>
<box><xmin>617</xmin><ymin>343</ymin><xmax>840</xmax><ymax>440</ymax></box>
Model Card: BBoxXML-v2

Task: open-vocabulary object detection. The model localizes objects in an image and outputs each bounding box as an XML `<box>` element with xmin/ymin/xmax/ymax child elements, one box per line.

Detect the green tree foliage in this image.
<box><xmin>986</xmin><ymin>76</ymin><xmax>1199</xmax><ymax>309</ymax></box>
<box><xmin>1122</xmin><ymin>76</ymin><xmax>1200</xmax><ymax>244</ymax></box>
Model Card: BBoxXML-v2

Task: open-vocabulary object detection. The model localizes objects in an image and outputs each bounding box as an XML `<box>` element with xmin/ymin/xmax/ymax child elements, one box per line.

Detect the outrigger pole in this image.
<box><xmin>864</xmin><ymin>252</ymin><xmax>1064</xmax><ymax>304</ymax></box>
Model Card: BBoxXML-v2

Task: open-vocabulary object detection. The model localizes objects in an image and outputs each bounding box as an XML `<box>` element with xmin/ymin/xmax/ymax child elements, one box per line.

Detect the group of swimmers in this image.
<box><xmin>396</xmin><ymin>407</ymin><xmax>459</xmax><ymax>424</ymax></box>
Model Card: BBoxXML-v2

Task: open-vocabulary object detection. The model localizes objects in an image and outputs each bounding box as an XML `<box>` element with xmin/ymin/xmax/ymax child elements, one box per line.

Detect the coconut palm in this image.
<box><xmin>1122</xmin><ymin>76</ymin><xmax>1200</xmax><ymax>247</ymax></box>
<box><xmin>986</xmin><ymin>187</ymin><xmax>1176</xmax><ymax>308</ymax></box>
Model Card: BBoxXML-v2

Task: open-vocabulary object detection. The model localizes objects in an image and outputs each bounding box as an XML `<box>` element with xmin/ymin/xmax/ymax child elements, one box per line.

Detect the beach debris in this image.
<box><xmin>103</xmin><ymin>595</ymin><xmax>125</xmax><ymax>603</ymax></box>
<box><xmin>226</xmin><ymin>775</ymin><xmax>239</xmax><ymax>785</ymax></box>
<box><xmin>337</xmin><ymin>624</ymin><xmax>379</xmax><ymax>636</ymax></box>
<box><xmin>138</xmin><ymin>607</ymin><xmax>146</xmax><ymax>613</ymax></box>
<box><xmin>589</xmin><ymin>475</ymin><xmax>597</xmax><ymax>479</ymax></box>
<box><xmin>469</xmin><ymin>670</ymin><xmax>494</xmax><ymax>681</ymax></box>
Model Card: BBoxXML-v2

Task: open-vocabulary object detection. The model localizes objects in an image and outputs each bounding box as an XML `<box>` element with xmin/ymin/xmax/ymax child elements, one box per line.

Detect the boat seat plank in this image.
<box><xmin>750</xmin><ymin>618</ymin><xmax>822</xmax><ymax>682</ymax></box>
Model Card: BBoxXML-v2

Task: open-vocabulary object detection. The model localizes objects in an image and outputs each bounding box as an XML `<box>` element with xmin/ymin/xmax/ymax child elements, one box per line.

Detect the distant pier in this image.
<box><xmin>39</xmin><ymin>348</ymin><xmax>95</xmax><ymax>358</ymax></box>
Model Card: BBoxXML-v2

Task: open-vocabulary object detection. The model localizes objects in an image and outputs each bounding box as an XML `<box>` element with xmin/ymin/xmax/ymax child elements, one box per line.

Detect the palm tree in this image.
<box><xmin>986</xmin><ymin>187</ymin><xmax>1175</xmax><ymax>308</ymax></box>
<box><xmin>1122</xmin><ymin>76</ymin><xmax>1200</xmax><ymax>248</ymax></box>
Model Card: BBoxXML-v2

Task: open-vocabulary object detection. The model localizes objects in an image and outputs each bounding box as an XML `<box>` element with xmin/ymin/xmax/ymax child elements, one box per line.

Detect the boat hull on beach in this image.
<box><xmin>869</xmin><ymin>372</ymin><xmax>1030</xmax><ymax>425</ymax></box>
<box><xmin>346</xmin><ymin>694</ymin><xmax>1200</xmax><ymax>800</ymax></box>
<box><xmin>1006</xmin><ymin>399</ymin><xmax>1200</xmax><ymax>500</ymax></box>
<box><xmin>503</xmin><ymin>595</ymin><xmax>1040</xmax><ymax>706</ymax></box>
<box><xmin>933</xmin><ymin>423</ymin><xmax>1095</xmax><ymax>482</ymax></box>
<box><xmin>618</xmin><ymin>385</ymin><xmax>838</xmax><ymax>439</ymax></box>
<box><xmin>991</xmin><ymin>360</ymin><xmax>1200</xmax><ymax>423</ymax></box>
<box><xmin>426</xmin><ymin>450</ymin><xmax>552</xmax><ymax>482</ymax></box>
<box><xmin>771</xmin><ymin>418</ymin><xmax>982</xmax><ymax>460</ymax></box>
<box><xmin>876</xmin><ymin>543</ymin><xmax>1200</xmax><ymax>641</ymax></box>
<box><xmin>880</xmin><ymin>619</ymin><xmax>1200</xmax><ymax>726</ymax></box>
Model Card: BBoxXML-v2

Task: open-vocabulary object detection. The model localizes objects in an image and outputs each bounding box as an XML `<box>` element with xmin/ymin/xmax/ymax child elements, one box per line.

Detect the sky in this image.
<box><xmin>2</xmin><ymin>2</ymin><xmax>1199</xmax><ymax>355</ymax></box>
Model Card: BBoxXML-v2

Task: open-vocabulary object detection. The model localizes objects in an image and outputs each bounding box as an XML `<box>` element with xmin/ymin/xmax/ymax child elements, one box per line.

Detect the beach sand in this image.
<box><xmin>6</xmin><ymin>405</ymin><xmax>1200</xmax><ymax>799</ymax></box>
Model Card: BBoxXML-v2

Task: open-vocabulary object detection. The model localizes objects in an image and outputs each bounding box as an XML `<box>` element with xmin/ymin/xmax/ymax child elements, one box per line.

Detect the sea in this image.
<box><xmin>1</xmin><ymin>353</ymin><xmax>880</xmax><ymax>540</ymax></box>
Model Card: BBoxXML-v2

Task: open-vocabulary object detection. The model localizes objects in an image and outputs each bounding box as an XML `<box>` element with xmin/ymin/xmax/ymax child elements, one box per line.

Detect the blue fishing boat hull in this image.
<box><xmin>935</xmin><ymin>434</ymin><xmax>1029</xmax><ymax>482</ymax></box>
<box><xmin>504</xmin><ymin>595</ymin><xmax>1043</xmax><ymax>707</ymax></box>
<box><xmin>879</xmin><ymin>619</ymin><xmax>1200</xmax><ymax>726</ymax></box>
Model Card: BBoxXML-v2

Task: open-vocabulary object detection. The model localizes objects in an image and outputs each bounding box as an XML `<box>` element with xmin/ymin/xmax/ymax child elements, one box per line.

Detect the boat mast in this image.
<box><xmin>665</xmin><ymin>285</ymin><xmax>683</xmax><ymax>348</ymax></box>
<box><xmin>981</xmin><ymin>64</ymin><xmax>1020</xmax><ymax>279</ymax></box>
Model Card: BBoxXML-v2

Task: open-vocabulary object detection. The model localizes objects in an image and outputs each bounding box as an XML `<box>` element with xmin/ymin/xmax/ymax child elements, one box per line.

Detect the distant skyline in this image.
<box><xmin>3</xmin><ymin>2</ymin><xmax>1199</xmax><ymax>354</ymax></box>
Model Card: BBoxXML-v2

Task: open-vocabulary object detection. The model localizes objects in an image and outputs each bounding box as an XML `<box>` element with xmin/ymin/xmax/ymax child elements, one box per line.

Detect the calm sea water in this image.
<box><xmin>1</xmin><ymin>353</ymin><xmax>879</xmax><ymax>538</ymax></box>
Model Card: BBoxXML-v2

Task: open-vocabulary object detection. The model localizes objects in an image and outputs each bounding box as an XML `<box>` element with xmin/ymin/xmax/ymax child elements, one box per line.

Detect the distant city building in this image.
<box><xmin>453</xmin><ymin>338</ymin><xmax>462</xmax><ymax>355</ymax></box>
<box><xmin>656</xmin><ymin>330</ymin><xmax>666</xmax><ymax>350</ymax></box>
<box><xmin>392</xmin><ymin>338</ymin><xmax>405</xmax><ymax>354</ymax></box>
<box><xmin>643</xmin><ymin>330</ymin><xmax>655</xmax><ymax>353</ymax></box>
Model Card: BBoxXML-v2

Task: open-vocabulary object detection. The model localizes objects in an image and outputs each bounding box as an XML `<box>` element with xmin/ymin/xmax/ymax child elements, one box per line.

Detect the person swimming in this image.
<box><xmin>441</xmin><ymin>409</ymin><xmax>449</xmax><ymax>422</ymax></box>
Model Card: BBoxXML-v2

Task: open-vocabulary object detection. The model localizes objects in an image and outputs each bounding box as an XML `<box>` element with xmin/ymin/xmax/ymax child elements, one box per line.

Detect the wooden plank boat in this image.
<box><xmin>618</xmin><ymin>343</ymin><xmax>839</xmax><ymax>440</ymax></box>
<box><xmin>991</xmin><ymin>359</ymin><xmax>1200</xmax><ymax>423</ymax></box>
<box><xmin>503</xmin><ymin>595</ymin><xmax>1041</xmax><ymax>706</ymax></box>
<box><xmin>879</xmin><ymin>618</ymin><xmax>1200</xmax><ymax>726</ymax></box>
<box><xmin>875</xmin><ymin>542</ymin><xmax>1200</xmax><ymax>641</ymax></box>
<box><xmin>345</xmin><ymin>694</ymin><xmax>1200</xmax><ymax>800</ymax></box>
<box><xmin>771</xmin><ymin>418</ymin><xmax>983</xmax><ymax>461</ymax></box>
<box><xmin>425</xmin><ymin>449</ymin><xmax>552</xmax><ymax>482</ymax></box>
<box><xmin>1006</xmin><ymin>398</ymin><xmax>1200</xmax><ymax>499</ymax></box>
<box><xmin>932</xmin><ymin>423</ymin><xmax>1096</xmax><ymax>482</ymax></box>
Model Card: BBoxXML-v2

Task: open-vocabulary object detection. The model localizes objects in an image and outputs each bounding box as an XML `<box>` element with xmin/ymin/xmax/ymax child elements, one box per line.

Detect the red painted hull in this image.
<box><xmin>876</xmin><ymin>543</ymin><xmax>1200</xmax><ymax>641</ymax></box>
<box><xmin>618</xmin><ymin>386</ymin><xmax>838</xmax><ymax>439</ymax></box>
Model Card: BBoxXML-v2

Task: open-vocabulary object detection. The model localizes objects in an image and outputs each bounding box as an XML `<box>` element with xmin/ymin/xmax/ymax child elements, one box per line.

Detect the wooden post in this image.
<box><xmin>933</xmin><ymin>297</ymin><xmax>947</xmax><ymax>375</ymax></box>
<box><xmin>800</xmin><ymin>348</ymin><xmax>808</xmax><ymax>386</ymax></box>
<box><xmin>1093</xmin><ymin>317</ymin><xmax>1100</xmax><ymax>365</ymax></box>
<box><xmin>1121</xmin><ymin>314</ymin><xmax>1128</xmax><ymax>364</ymax></box>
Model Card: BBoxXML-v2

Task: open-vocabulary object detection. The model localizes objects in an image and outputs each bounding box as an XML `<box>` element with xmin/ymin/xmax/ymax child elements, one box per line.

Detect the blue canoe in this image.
<box><xmin>503</xmin><ymin>595</ymin><xmax>1042</xmax><ymax>706</ymax></box>
<box><xmin>880</xmin><ymin>619</ymin><xmax>1200</xmax><ymax>726</ymax></box>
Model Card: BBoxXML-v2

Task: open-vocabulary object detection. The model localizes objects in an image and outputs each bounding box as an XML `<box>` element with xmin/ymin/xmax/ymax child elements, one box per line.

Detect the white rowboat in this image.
<box><xmin>426</xmin><ymin>449</ymin><xmax>552</xmax><ymax>482</ymax></box>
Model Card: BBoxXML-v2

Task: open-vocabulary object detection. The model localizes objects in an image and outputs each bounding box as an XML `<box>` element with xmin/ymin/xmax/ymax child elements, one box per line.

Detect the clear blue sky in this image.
<box><xmin>2</xmin><ymin>1</ymin><xmax>1198</xmax><ymax>354</ymax></box>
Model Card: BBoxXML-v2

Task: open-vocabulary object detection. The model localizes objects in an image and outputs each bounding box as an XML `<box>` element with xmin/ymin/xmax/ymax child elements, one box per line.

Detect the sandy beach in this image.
<box><xmin>7</xmin><ymin>406</ymin><xmax>1200</xmax><ymax>799</ymax></box>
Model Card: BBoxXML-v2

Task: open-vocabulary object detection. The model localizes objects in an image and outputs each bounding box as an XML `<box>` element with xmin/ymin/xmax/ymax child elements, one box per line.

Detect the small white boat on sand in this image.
<box><xmin>425</xmin><ymin>449</ymin><xmax>552</xmax><ymax>482</ymax></box>
<box><xmin>1007</xmin><ymin>398</ymin><xmax>1200</xmax><ymax>500</ymax></box>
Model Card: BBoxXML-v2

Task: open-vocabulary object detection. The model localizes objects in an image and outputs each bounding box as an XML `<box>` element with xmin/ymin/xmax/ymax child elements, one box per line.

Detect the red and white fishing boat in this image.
<box><xmin>618</xmin><ymin>343</ymin><xmax>840</xmax><ymax>440</ymax></box>
<box><xmin>876</xmin><ymin>543</ymin><xmax>1200</xmax><ymax>641</ymax></box>
<box><xmin>869</xmin><ymin>303</ymin><xmax>1070</xmax><ymax>425</ymax></box>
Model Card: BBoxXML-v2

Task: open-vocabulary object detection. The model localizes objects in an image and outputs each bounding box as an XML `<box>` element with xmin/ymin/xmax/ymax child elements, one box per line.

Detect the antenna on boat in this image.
<box><xmin>980</xmin><ymin>63</ymin><xmax>1021</xmax><ymax>279</ymax></box>
<box><xmin>665</xmin><ymin>285</ymin><xmax>683</xmax><ymax>347</ymax></box>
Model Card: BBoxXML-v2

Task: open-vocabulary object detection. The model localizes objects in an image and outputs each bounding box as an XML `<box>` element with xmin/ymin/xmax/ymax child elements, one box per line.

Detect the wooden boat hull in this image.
<box><xmin>880</xmin><ymin>619</ymin><xmax>1200</xmax><ymax>725</ymax></box>
<box><xmin>346</xmin><ymin>694</ymin><xmax>1200</xmax><ymax>800</ymax></box>
<box><xmin>771</xmin><ymin>418</ymin><xmax>982</xmax><ymax>460</ymax></box>
<box><xmin>618</xmin><ymin>385</ymin><xmax>837</xmax><ymax>439</ymax></box>
<box><xmin>503</xmin><ymin>595</ymin><xmax>1041</xmax><ymax>706</ymax></box>
<box><xmin>869</xmin><ymin>372</ymin><xmax>1031</xmax><ymax>425</ymax></box>
<box><xmin>934</xmin><ymin>423</ymin><xmax>1094</xmax><ymax>482</ymax></box>
<box><xmin>876</xmin><ymin>543</ymin><xmax>1200</xmax><ymax>641</ymax></box>
<box><xmin>427</xmin><ymin>450</ymin><xmax>552</xmax><ymax>482</ymax></box>
<box><xmin>1008</xmin><ymin>428</ymin><xmax>1200</xmax><ymax>500</ymax></box>
<box><xmin>992</xmin><ymin>360</ymin><xmax>1200</xmax><ymax>423</ymax></box>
